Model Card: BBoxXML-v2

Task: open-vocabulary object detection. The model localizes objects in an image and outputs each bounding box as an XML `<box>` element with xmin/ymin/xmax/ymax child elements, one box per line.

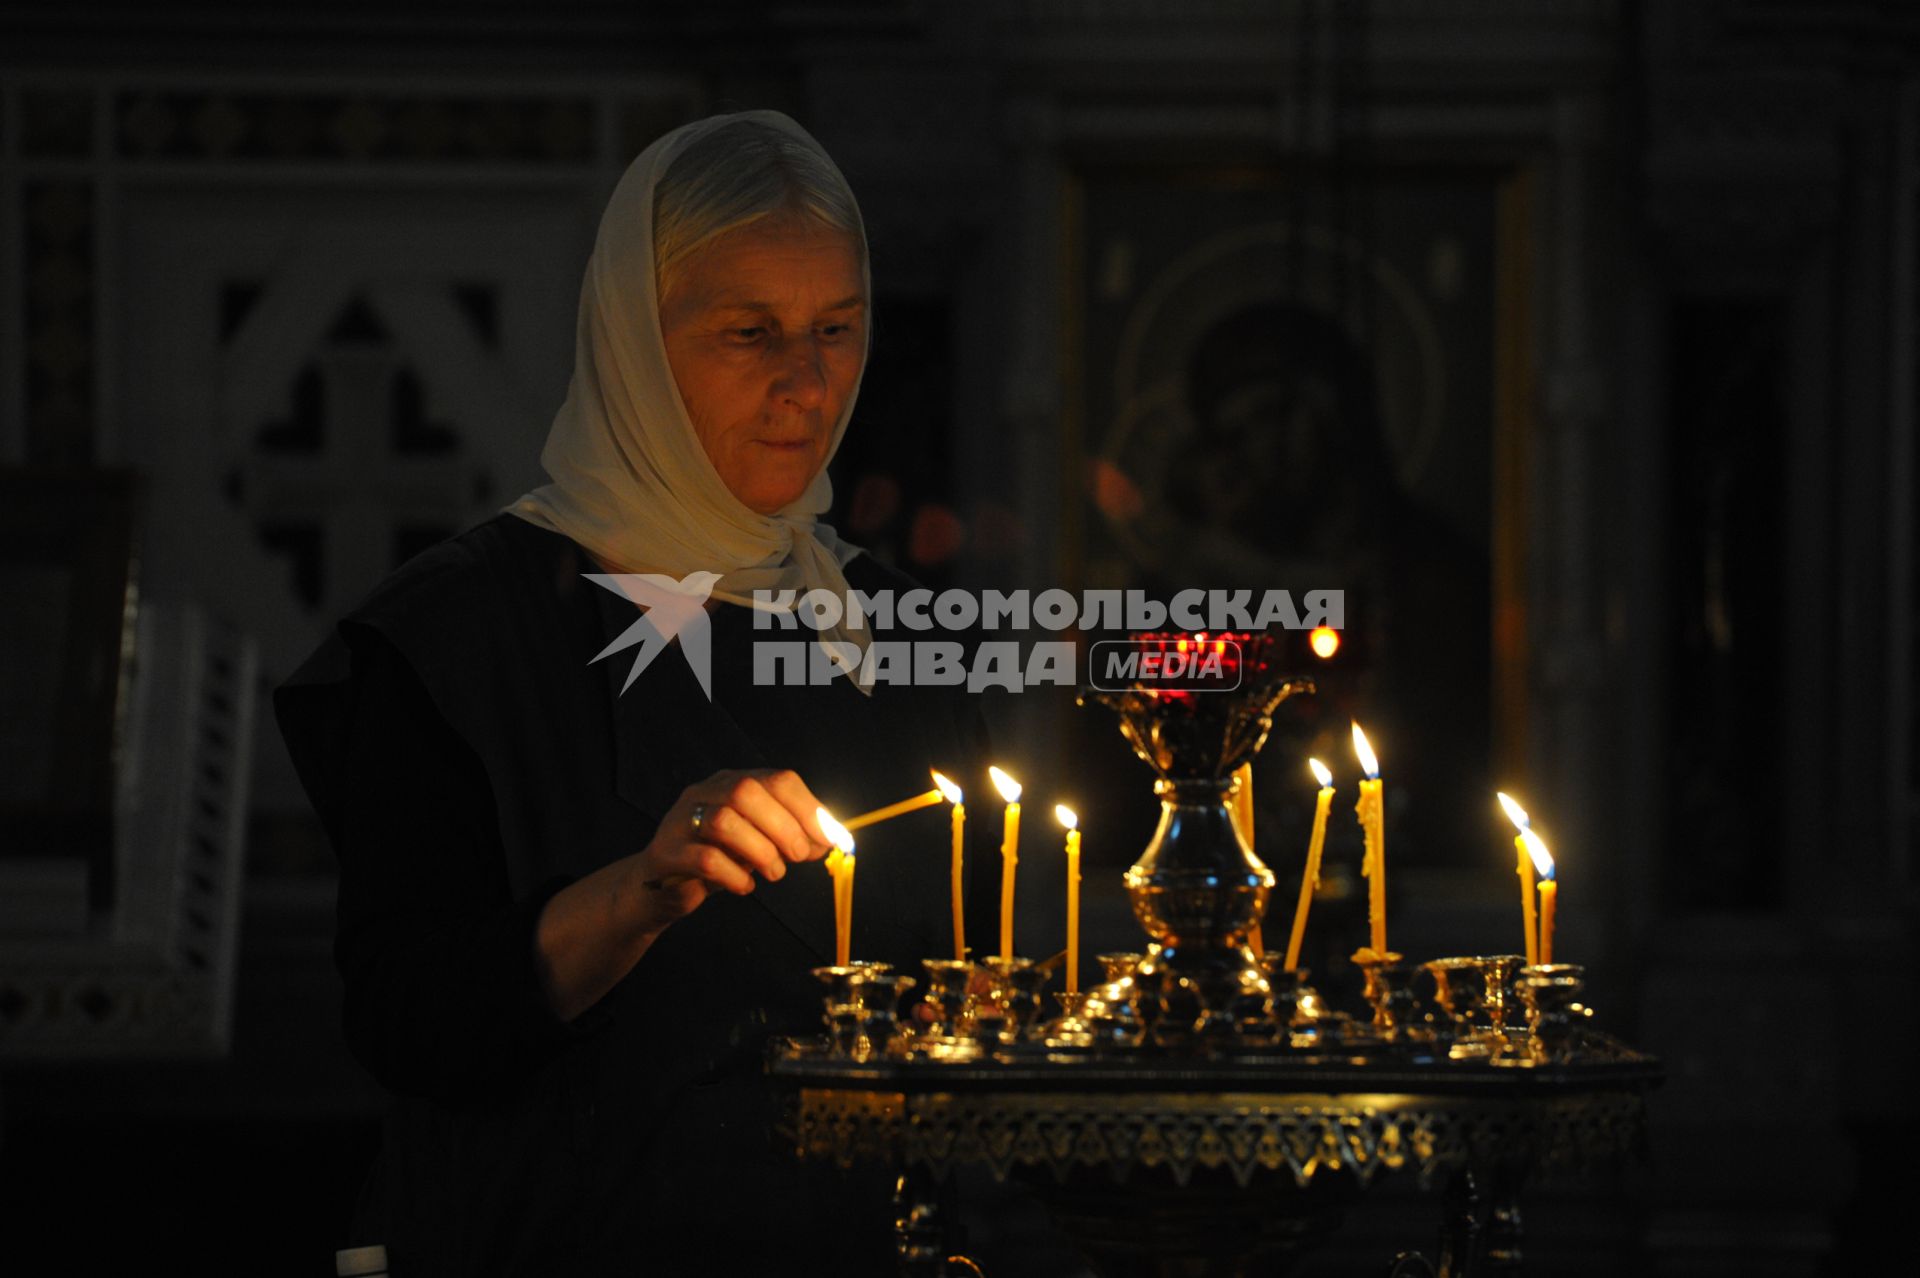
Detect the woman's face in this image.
<box><xmin>659</xmin><ymin>217</ymin><xmax>866</xmax><ymax>515</ymax></box>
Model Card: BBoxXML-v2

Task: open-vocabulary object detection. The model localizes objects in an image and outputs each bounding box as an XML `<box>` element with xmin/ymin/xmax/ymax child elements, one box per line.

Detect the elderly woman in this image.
<box><xmin>276</xmin><ymin>111</ymin><xmax>990</xmax><ymax>1275</ymax></box>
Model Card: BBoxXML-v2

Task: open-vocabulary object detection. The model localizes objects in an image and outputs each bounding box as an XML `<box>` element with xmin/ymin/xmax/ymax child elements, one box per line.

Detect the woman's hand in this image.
<box><xmin>624</xmin><ymin>768</ymin><xmax>835</xmax><ymax>937</ymax></box>
<box><xmin>534</xmin><ymin>768</ymin><xmax>833</xmax><ymax>1022</ymax></box>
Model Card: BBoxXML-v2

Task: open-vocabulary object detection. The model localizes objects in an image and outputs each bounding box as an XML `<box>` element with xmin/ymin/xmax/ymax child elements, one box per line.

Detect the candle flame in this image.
<box><xmin>1054</xmin><ymin>804</ymin><xmax>1078</xmax><ymax>830</ymax></box>
<box><xmin>1308</xmin><ymin>757</ymin><xmax>1333</xmax><ymax>788</ymax></box>
<box><xmin>1521</xmin><ymin>828</ymin><xmax>1555</xmax><ymax>879</ymax></box>
<box><xmin>1309</xmin><ymin>625</ymin><xmax>1340</xmax><ymax>659</ymax></box>
<box><xmin>931</xmin><ymin>770</ymin><xmax>963</xmax><ymax>806</ymax></box>
<box><xmin>989</xmin><ymin>765</ymin><xmax>1023</xmax><ymax>804</ymax></box>
<box><xmin>1350</xmin><ymin>723</ymin><xmax>1380</xmax><ymax>778</ymax></box>
<box><xmin>1496</xmin><ymin>791</ymin><xmax>1531</xmax><ymax>832</ymax></box>
<box><xmin>816</xmin><ymin>806</ymin><xmax>855</xmax><ymax>854</ymax></box>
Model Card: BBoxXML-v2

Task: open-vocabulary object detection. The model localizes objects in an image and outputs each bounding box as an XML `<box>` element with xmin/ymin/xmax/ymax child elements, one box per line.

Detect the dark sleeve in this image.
<box><xmin>331</xmin><ymin>628</ymin><xmax>602</xmax><ymax>1105</ymax></box>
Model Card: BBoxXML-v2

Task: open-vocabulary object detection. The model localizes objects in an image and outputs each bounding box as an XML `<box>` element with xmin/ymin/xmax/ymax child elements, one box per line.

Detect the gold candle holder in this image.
<box><xmin>1042</xmin><ymin>991</ymin><xmax>1099</xmax><ymax>1051</ymax></box>
<box><xmin>974</xmin><ymin>956</ymin><xmax>1050</xmax><ymax>1047</ymax></box>
<box><xmin>811</xmin><ymin>963</ymin><xmax>910</xmax><ymax>1061</ymax></box>
<box><xmin>1469</xmin><ymin>954</ymin><xmax>1528</xmax><ymax>1045</ymax></box>
<box><xmin>1352</xmin><ymin>951</ymin><xmax>1426</xmax><ymax>1044</ymax></box>
<box><xmin>1257</xmin><ymin>953</ymin><xmax>1326</xmax><ymax>1050</ymax></box>
<box><xmin>906</xmin><ymin>958</ymin><xmax>982</xmax><ymax>1061</ymax></box>
<box><xmin>1517</xmin><ymin>963</ymin><xmax>1592</xmax><ymax>1064</ymax></box>
<box><xmin>1080</xmin><ymin>952</ymin><xmax>1147</xmax><ymax>1048</ymax></box>
<box><xmin>1425</xmin><ymin>957</ymin><xmax>1493</xmax><ymax>1060</ymax></box>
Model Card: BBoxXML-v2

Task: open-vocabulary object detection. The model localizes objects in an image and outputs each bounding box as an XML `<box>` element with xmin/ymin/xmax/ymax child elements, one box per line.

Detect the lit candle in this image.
<box><xmin>1523</xmin><ymin>829</ymin><xmax>1557</xmax><ymax>964</ymax></box>
<box><xmin>843</xmin><ymin>787</ymin><xmax>944</xmax><ymax>832</ymax></box>
<box><xmin>817</xmin><ymin>806</ymin><xmax>856</xmax><ymax>966</ymax></box>
<box><xmin>1497</xmin><ymin>792</ymin><xmax>1540</xmax><ymax>967</ymax></box>
<box><xmin>933</xmin><ymin>770</ymin><xmax>966</xmax><ymax>960</ymax></box>
<box><xmin>1351</xmin><ymin>723</ymin><xmax>1387</xmax><ymax>957</ymax></box>
<box><xmin>1232</xmin><ymin>762</ymin><xmax>1262</xmax><ymax>955</ymax></box>
<box><xmin>990</xmin><ymin>766</ymin><xmax>1023</xmax><ymax>961</ymax></box>
<box><xmin>1055</xmin><ymin>805</ymin><xmax>1082</xmax><ymax>993</ymax></box>
<box><xmin>828</xmin><ymin>850</ymin><xmax>849</xmax><ymax>963</ymax></box>
<box><xmin>1284</xmin><ymin>758</ymin><xmax>1334</xmax><ymax>972</ymax></box>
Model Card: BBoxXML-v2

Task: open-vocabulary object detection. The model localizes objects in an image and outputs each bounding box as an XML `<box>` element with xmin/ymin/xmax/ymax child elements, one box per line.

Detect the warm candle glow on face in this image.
<box><xmin>1054</xmin><ymin>804</ymin><xmax>1078</xmax><ymax>830</ymax></box>
<box><xmin>816</xmin><ymin>807</ymin><xmax>855</xmax><ymax>854</ymax></box>
<box><xmin>1309</xmin><ymin>757</ymin><xmax>1333</xmax><ymax>788</ymax></box>
<box><xmin>932</xmin><ymin>771</ymin><xmax>963</xmax><ymax>805</ymax></box>
<box><xmin>1309</xmin><ymin>626</ymin><xmax>1340</xmax><ymax>659</ymax></box>
<box><xmin>1497</xmin><ymin>791</ymin><xmax>1531</xmax><ymax>832</ymax></box>
<box><xmin>1521</xmin><ymin>828</ymin><xmax>1555</xmax><ymax>880</ymax></box>
<box><xmin>989</xmin><ymin>766</ymin><xmax>1023</xmax><ymax>804</ymax></box>
<box><xmin>1351</xmin><ymin>723</ymin><xmax>1379</xmax><ymax>778</ymax></box>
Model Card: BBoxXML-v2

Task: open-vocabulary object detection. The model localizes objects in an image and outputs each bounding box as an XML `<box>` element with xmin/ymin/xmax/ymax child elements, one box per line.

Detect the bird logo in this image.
<box><xmin>584</xmin><ymin>570</ymin><xmax>723</xmax><ymax>699</ymax></box>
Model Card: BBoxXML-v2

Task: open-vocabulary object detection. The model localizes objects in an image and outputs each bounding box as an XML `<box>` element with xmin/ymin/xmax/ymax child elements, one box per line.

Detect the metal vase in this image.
<box><xmin>1125</xmin><ymin>777</ymin><xmax>1275</xmax><ymax>1048</ymax></box>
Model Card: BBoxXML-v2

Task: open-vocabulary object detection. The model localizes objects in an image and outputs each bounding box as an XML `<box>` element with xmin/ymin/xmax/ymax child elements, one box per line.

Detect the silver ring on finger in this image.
<box><xmin>689</xmin><ymin>802</ymin><xmax>709</xmax><ymax>840</ymax></box>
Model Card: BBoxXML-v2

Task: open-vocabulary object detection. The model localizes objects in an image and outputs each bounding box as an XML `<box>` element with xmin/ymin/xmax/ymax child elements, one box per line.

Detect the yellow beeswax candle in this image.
<box><xmin>839</xmin><ymin>855</ymin><xmax>857</xmax><ymax>966</ymax></box>
<box><xmin>817</xmin><ymin>807</ymin><xmax>856</xmax><ymax>965</ymax></box>
<box><xmin>1521</xmin><ymin>828</ymin><xmax>1557</xmax><ymax>965</ymax></box>
<box><xmin>1497</xmin><ymin>793</ymin><xmax>1539</xmax><ymax>966</ymax></box>
<box><xmin>1284</xmin><ymin>759</ymin><xmax>1334</xmax><ymax>972</ymax></box>
<box><xmin>1231</xmin><ymin>762</ymin><xmax>1263</xmax><ymax>955</ymax></box>
<box><xmin>933</xmin><ymin>771</ymin><xmax>966</xmax><ymax>959</ymax></box>
<box><xmin>843</xmin><ymin>788</ymin><xmax>944</xmax><ymax>831</ymax></box>
<box><xmin>825</xmin><ymin>850</ymin><xmax>849</xmax><ymax>965</ymax></box>
<box><xmin>990</xmin><ymin>766</ymin><xmax>1023</xmax><ymax>961</ymax></box>
<box><xmin>1351</xmin><ymin>724</ymin><xmax>1386</xmax><ymax>956</ymax></box>
<box><xmin>1056</xmin><ymin>806</ymin><xmax>1082</xmax><ymax>993</ymax></box>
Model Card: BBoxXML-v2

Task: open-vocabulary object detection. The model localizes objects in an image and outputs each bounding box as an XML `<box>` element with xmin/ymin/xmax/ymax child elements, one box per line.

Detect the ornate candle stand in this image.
<box><xmin>772</xmin><ymin>1042</ymin><xmax>1661</xmax><ymax>1277</ymax></box>
<box><xmin>1080</xmin><ymin>633</ymin><xmax>1313</xmax><ymax>1049</ymax></box>
<box><xmin>769</xmin><ymin>631</ymin><xmax>1663</xmax><ymax>1276</ymax></box>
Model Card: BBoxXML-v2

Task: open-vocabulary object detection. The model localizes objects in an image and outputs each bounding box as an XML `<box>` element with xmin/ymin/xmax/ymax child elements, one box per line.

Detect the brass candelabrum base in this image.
<box><xmin>1082</xmin><ymin>631</ymin><xmax>1314</xmax><ymax>1052</ymax></box>
<box><xmin>1125</xmin><ymin>778</ymin><xmax>1276</xmax><ymax>1050</ymax></box>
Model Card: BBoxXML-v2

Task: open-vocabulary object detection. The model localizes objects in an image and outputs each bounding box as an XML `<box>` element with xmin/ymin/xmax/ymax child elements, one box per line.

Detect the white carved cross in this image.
<box><xmin>235</xmin><ymin>286</ymin><xmax>493</xmax><ymax>617</ymax></box>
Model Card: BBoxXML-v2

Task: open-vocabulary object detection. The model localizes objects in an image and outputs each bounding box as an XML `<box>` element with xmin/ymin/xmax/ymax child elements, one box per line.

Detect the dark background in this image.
<box><xmin>1</xmin><ymin>2</ymin><xmax>1915</xmax><ymax>1273</ymax></box>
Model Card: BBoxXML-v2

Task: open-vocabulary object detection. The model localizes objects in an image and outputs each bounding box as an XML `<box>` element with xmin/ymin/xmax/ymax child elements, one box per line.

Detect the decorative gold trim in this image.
<box><xmin>794</xmin><ymin>1085</ymin><xmax>1647</xmax><ymax>1189</ymax></box>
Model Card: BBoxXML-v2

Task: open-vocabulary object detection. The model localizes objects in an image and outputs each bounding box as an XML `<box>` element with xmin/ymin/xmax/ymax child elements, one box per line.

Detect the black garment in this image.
<box><xmin>276</xmin><ymin>514</ymin><xmax>998</xmax><ymax>1276</ymax></box>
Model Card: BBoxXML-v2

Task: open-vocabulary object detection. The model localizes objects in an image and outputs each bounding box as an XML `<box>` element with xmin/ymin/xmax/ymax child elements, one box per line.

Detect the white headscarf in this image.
<box><xmin>506</xmin><ymin>109</ymin><xmax>872</xmax><ymax>690</ymax></box>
